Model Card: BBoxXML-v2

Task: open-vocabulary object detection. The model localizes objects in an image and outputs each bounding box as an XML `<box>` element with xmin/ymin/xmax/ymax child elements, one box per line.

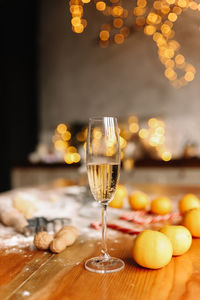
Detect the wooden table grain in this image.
<box><xmin>1</xmin><ymin>184</ymin><xmax>200</xmax><ymax>300</ymax></box>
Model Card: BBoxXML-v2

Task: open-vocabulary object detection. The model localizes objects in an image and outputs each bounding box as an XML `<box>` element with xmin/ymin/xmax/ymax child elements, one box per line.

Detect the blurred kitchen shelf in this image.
<box><xmin>134</xmin><ymin>158</ymin><xmax>200</xmax><ymax>168</ymax></box>
<box><xmin>12</xmin><ymin>158</ymin><xmax>200</xmax><ymax>168</ymax></box>
<box><xmin>11</xmin><ymin>158</ymin><xmax>200</xmax><ymax>189</ymax></box>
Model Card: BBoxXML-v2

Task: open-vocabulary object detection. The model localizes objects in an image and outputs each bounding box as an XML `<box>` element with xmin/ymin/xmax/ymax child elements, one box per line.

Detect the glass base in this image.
<box><xmin>85</xmin><ymin>256</ymin><xmax>124</xmax><ymax>273</ymax></box>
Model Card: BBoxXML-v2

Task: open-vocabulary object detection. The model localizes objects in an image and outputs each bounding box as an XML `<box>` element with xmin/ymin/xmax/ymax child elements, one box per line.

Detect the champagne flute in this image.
<box><xmin>85</xmin><ymin>117</ymin><xmax>125</xmax><ymax>273</ymax></box>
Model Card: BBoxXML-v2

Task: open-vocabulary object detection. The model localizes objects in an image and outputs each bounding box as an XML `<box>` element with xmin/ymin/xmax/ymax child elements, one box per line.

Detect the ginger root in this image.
<box><xmin>34</xmin><ymin>231</ymin><xmax>54</xmax><ymax>250</ymax></box>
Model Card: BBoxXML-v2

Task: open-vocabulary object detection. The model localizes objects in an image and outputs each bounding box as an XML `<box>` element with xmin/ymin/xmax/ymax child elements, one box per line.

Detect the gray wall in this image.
<box><xmin>39</xmin><ymin>0</ymin><xmax>200</xmax><ymax>134</ymax></box>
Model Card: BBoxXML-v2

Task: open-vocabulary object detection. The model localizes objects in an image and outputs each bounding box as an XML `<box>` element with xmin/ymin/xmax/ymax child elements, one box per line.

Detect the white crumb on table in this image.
<box><xmin>22</xmin><ymin>290</ymin><xmax>30</xmax><ymax>297</ymax></box>
<box><xmin>0</xmin><ymin>185</ymin><xmax>183</xmax><ymax>250</ymax></box>
<box><xmin>0</xmin><ymin>224</ymin><xmax>34</xmax><ymax>248</ymax></box>
<box><xmin>0</xmin><ymin>186</ymin><xmax>103</xmax><ymax>249</ymax></box>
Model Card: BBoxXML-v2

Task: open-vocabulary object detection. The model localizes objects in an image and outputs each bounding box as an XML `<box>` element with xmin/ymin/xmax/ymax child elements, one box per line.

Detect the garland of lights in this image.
<box><xmin>54</xmin><ymin>116</ymin><xmax>172</xmax><ymax>165</ymax></box>
<box><xmin>69</xmin><ymin>0</ymin><xmax>199</xmax><ymax>87</ymax></box>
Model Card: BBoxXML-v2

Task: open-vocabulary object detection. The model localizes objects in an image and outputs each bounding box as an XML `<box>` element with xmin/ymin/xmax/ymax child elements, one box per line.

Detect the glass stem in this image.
<box><xmin>101</xmin><ymin>204</ymin><xmax>110</xmax><ymax>259</ymax></box>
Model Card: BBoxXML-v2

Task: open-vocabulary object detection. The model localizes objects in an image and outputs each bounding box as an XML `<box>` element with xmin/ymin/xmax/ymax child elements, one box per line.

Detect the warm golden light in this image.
<box><xmin>129</xmin><ymin>123</ymin><xmax>139</xmax><ymax>133</ymax></box>
<box><xmin>57</xmin><ymin>123</ymin><xmax>67</xmax><ymax>134</ymax></box>
<box><xmin>166</xmin><ymin>0</ymin><xmax>175</xmax><ymax>4</ymax></box>
<box><xmin>133</xmin><ymin>7</ymin><xmax>146</xmax><ymax>16</ymax></box>
<box><xmin>64</xmin><ymin>153</ymin><xmax>73</xmax><ymax>164</ymax></box>
<box><xmin>122</xmin><ymin>9</ymin><xmax>129</xmax><ymax>18</ymax></box>
<box><xmin>69</xmin><ymin>0</ymin><xmax>197</xmax><ymax>87</ymax></box>
<box><xmin>155</xmin><ymin>126</ymin><xmax>165</xmax><ymax>135</ymax></box>
<box><xmin>120</xmin><ymin>136</ymin><xmax>127</xmax><ymax>148</ymax></box>
<box><xmin>153</xmin><ymin>1</ymin><xmax>162</xmax><ymax>10</ymax></box>
<box><xmin>70</xmin><ymin>5</ymin><xmax>83</xmax><ymax>15</ymax></box>
<box><xmin>76</xmin><ymin>132</ymin><xmax>85</xmax><ymax>142</ymax></box>
<box><xmin>165</xmin><ymin>59</ymin><xmax>175</xmax><ymax>68</ymax></box>
<box><xmin>147</xmin><ymin>13</ymin><xmax>161</xmax><ymax>24</ymax></box>
<box><xmin>165</xmin><ymin>68</ymin><xmax>177</xmax><ymax>80</ymax></box>
<box><xmin>161</xmin><ymin>151</ymin><xmax>172</xmax><ymax>161</ymax></box>
<box><xmin>113</xmin><ymin>18</ymin><xmax>123</xmax><ymax>28</ymax></box>
<box><xmin>120</xmin><ymin>27</ymin><xmax>130</xmax><ymax>38</ymax></box>
<box><xmin>112</xmin><ymin>6</ymin><xmax>123</xmax><ymax>17</ymax></box>
<box><xmin>144</xmin><ymin>25</ymin><xmax>156</xmax><ymax>35</ymax></box>
<box><xmin>55</xmin><ymin>140</ymin><xmax>67</xmax><ymax>151</ymax></box>
<box><xmin>168</xmin><ymin>40</ymin><xmax>180</xmax><ymax>51</ymax></box>
<box><xmin>161</xmin><ymin>24</ymin><xmax>171</xmax><ymax>35</ymax></box>
<box><xmin>96</xmin><ymin>1</ymin><xmax>106</xmax><ymax>11</ymax></box>
<box><xmin>175</xmin><ymin>54</ymin><xmax>185</xmax><ymax>65</ymax></box>
<box><xmin>173</xmin><ymin>6</ymin><xmax>182</xmax><ymax>14</ymax></box>
<box><xmin>177</xmin><ymin>0</ymin><xmax>187</xmax><ymax>8</ymax></box>
<box><xmin>62</xmin><ymin>131</ymin><xmax>71</xmax><ymax>141</ymax></box>
<box><xmin>161</xmin><ymin>6</ymin><xmax>170</xmax><ymax>15</ymax></box>
<box><xmin>71</xmin><ymin>17</ymin><xmax>81</xmax><ymax>26</ymax></box>
<box><xmin>137</xmin><ymin>0</ymin><xmax>147</xmax><ymax>8</ymax></box>
<box><xmin>148</xmin><ymin>118</ymin><xmax>159</xmax><ymax>128</ymax></box>
<box><xmin>123</xmin><ymin>158</ymin><xmax>134</xmax><ymax>170</ymax></box>
<box><xmin>149</xmin><ymin>136</ymin><xmax>161</xmax><ymax>147</ymax></box>
<box><xmin>114</xmin><ymin>33</ymin><xmax>124</xmax><ymax>44</ymax></box>
<box><xmin>73</xmin><ymin>24</ymin><xmax>84</xmax><ymax>33</ymax></box>
<box><xmin>81</xmin><ymin>19</ymin><xmax>87</xmax><ymax>28</ymax></box>
<box><xmin>164</xmin><ymin>48</ymin><xmax>175</xmax><ymax>59</ymax></box>
<box><xmin>185</xmin><ymin>64</ymin><xmax>196</xmax><ymax>73</ymax></box>
<box><xmin>128</xmin><ymin>116</ymin><xmax>138</xmax><ymax>123</ymax></box>
<box><xmin>68</xmin><ymin>146</ymin><xmax>77</xmax><ymax>153</ymax></box>
<box><xmin>189</xmin><ymin>2</ymin><xmax>198</xmax><ymax>10</ymax></box>
<box><xmin>184</xmin><ymin>71</ymin><xmax>195</xmax><ymax>82</ymax></box>
<box><xmin>99</xmin><ymin>30</ymin><xmax>110</xmax><ymax>41</ymax></box>
<box><xmin>168</xmin><ymin>12</ymin><xmax>177</xmax><ymax>22</ymax></box>
<box><xmin>72</xmin><ymin>153</ymin><xmax>81</xmax><ymax>163</ymax></box>
<box><xmin>93</xmin><ymin>128</ymin><xmax>102</xmax><ymax>139</ymax></box>
<box><xmin>139</xmin><ymin>128</ymin><xmax>149</xmax><ymax>139</ymax></box>
<box><xmin>153</xmin><ymin>32</ymin><xmax>161</xmax><ymax>41</ymax></box>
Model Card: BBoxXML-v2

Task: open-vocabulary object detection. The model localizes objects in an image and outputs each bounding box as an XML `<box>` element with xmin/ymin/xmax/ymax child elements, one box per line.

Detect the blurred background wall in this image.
<box><xmin>39</xmin><ymin>0</ymin><xmax>200</xmax><ymax>133</ymax></box>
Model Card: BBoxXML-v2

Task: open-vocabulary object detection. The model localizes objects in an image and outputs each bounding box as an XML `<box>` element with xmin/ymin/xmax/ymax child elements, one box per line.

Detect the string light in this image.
<box><xmin>53</xmin><ymin>115</ymin><xmax>175</xmax><ymax>166</ymax></box>
<box><xmin>69</xmin><ymin>0</ymin><xmax>197</xmax><ymax>86</ymax></box>
<box><xmin>114</xmin><ymin>33</ymin><xmax>124</xmax><ymax>44</ymax></box>
<box><xmin>53</xmin><ymin>123</ymin><xmax>81</xmax><ymax>164</ymax></box>
<box><xmin>99</xmin><ymin>30</ymin><xmax>110</xmax><ymax>41</ymax></box>
<box><xmin>139</xmin><ymin>118</ymin><xmax>172</xmax><ymax>161</ymax></box>
<box><xmin>69</xmin><ymin>0</ymin><xmax>89</xmax><ymax>33</ymax></box>
<box><xmin>96</xmin><ymin>1</ymin><xmax>106</xmax><ymax>11</ymax></box>
<box><xmin>139</xmin><ymin>128</ymin><xmax>149</xmax><ymax>139</ymax></box>
<box><xmin>113</xmin><ymin>18</ymin><xmax>123</xmax><ymax>28</ymax></box>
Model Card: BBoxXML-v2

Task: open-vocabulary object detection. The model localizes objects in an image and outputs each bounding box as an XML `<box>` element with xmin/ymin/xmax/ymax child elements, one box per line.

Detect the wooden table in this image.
<box><xmin>1</xmin><ymin>184</ymin><xmax>200</xmax><ymax>300</ymax></box>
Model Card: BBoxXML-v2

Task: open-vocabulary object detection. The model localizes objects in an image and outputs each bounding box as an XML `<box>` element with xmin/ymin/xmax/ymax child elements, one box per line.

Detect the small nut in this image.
<box><xmin>50</xmin><ymin>229</ymin><xmax>78</xmax><ymax>253</ymax></box>
<box><xmin>59</xmin><ymin>230</ymin><xmax>77</xmax><ymax>245</ymax></box>
<box><xmin>34</xmin><ymin>231</ymin><xmax>53</xmax><ymax>250</ymax></box>
<box><xmin>50</xmin><ymin>238</ymin><xmax>66</xmax><ymax>253</ymax></box>
<box><xmin>56</xmin><ymin>226</ymin><xmax>78</xmax><ymax>238</ymax></box>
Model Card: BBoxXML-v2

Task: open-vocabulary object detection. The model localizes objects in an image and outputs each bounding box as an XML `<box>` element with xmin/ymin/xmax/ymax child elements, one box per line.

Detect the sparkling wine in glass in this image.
<box><xmin>85</xmin><ymin>117</ymin><xmax>124</xmax><ymax>273</ymax></box>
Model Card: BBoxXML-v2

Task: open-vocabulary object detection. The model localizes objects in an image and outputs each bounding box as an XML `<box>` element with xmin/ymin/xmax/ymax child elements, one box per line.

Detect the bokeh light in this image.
<box><xmin>68</xmin><ymin>0</ymin><xmax>197</xmax><ymax>86</ymax></box>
